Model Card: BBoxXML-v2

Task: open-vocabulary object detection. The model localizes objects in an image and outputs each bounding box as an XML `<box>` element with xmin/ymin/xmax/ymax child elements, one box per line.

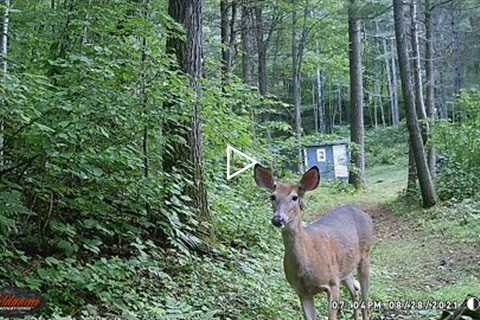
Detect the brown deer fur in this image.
<box><xmin>254</xmin><ymin>164</ymin><xmax>374</xmax><ymax>320</ymax></box>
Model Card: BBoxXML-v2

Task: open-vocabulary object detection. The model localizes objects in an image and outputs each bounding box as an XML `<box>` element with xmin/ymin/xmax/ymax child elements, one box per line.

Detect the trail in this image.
<box><xmin>295</xmin><ymin>165</ymin><xmax>479</xmax><ymax>319</ymax></box>
<box><xmin>363</xmin><ymin>204</ymin><xmax>480</xmax><ymax>320</ymax></box>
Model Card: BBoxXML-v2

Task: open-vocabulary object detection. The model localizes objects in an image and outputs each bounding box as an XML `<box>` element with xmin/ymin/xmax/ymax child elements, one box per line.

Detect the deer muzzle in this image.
<box><xmin>271</xmin><ymin>215</ymin><xmax>284</xmax><ymax>228</ymax></box>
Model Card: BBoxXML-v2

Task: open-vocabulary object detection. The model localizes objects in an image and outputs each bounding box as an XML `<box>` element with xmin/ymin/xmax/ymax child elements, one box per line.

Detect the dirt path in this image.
<box><xmin>366</xmin><ymin>204</ymin><xmax>415</xmax><ymax>241</ymax></box>
<box><xmin>363</xmin><ymin>204</ymin><xmax>480</xmax><ymax>320</ymax></box>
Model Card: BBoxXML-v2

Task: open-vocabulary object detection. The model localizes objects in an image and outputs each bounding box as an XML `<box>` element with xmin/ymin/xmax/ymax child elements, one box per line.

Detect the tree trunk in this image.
<box><xmin>228</xmin><ymin>2</ymin><xmax>237</xmax><ymax>67</ymax></box>
<box><xmin>408</xmin><ymin>0</ymin><xmax>430</xmax><ymax>192</ymax></box>
<box><xmin>424</xmin><ymin>0</ymin><xmax>436</xmax><ymax>175</ymax></box>
<box><xmin>348</xmin><ymin>0</ymin><xmax>365</xmax><ymax>189</ymax></box>
<box><xmin>373</xmin><ymin>30</ymin><xmax>382</xmax><ymax>129</ymax></box>
<box><xmin>393</xmin><ymin>0</ymin><xmax>436</xmax><ymax>208</ymax></box>
<box><xmin>292</xmin><ymin>7</ymin><xmax>303</xmax><ymax>173</ymax></box>
<box><xmin>220</xmin><ymin>0</ymin><xmax>236</xmax><ymax>85</ymax></box>
<box><xmin>338</xmin><ymin>86</ymin><xmax>343</xmax><ymax>125</ymax></box>
<box><xmin>185</xmin><ymin>0</ymin><xmax>210</xmax><ymax>222</ymax></box>
<box><xmin>407</xmin><ymin>144</ymin><xmax>418</xmax><ymax>192</ymax></box>
<box><xmin>0</xmin><ymin>0</ymin><xmax>7</xmax><ymax>86</ymax></box>
<box><xmin>379</xmin><ymin>73</ymin><xmax>387</xmax><ymax>127</ymax></box>
<box><xmin>390</xmin><ymin>39</ymin><xmax>400</xmax><ymax>126</ymax></box>
<box><xmin>326</xmin><ymin>81</ymin><xmax>333</xmax><ymax>133</ymax></box>
<box><xmin>241</xmin><ymin>5</ymin><xmax>255</xmax><ymax>85</ymax></box>
<box><xmin>220</xmin><ymin>0</ymin><xmax>228</xmax><ymax>83</ymax></box>
<box><xmin>379</xmin><ymin>20</ymin><xmax>395</xmax><ymax>127</ymax></box>
<box><xmin>315</xmin><ymin>42</ymin><xmax>325</xmax><ymax>133</ymax></box>
<box><xmin>167</xmin><ymin>0</ymin><xmax>210</xmax><ymax>224</ymax></box>
<box><xmin>166</xmin><ymin>0</ymin><xmax>186</xmax><ymax>66</ymax></box>
<box><xmin>313</xmin><ymin>79</ymin><xmax>318</xmax><ymax>132</ymax></box>
<box><xmin>410</xmin><ymin>0</ymin><xmax>427</xmax><ymax>122</ymax></box>
<box><xmin>450</xmin><ymin>3</ymin><xmax>462</xmax><ymax>96</ymax></box>
<box><xmin>140</xmin><ymin>2</ymin><xmax>151</xmax><ymax>216</ymax></box>
<box><xmin>0</xmin><ymin>0</ymin><xmax>10</xmax><ymax>168</ymax></box>
<box><xmin>254</xmin><ymin>5</ymin><xmax>267</xmax><ymax>96</ymax></box>
<box><xmin>437</xmin><ymin>64</ymin><xmax>448</xmax><ymax>119</ymax></box>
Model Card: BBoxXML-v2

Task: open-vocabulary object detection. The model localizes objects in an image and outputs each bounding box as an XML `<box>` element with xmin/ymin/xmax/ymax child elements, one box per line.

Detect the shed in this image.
<box><xmin>303</xmin><ymin>141</ymin><xmax>349</xmax><ymax>181</ymax></box>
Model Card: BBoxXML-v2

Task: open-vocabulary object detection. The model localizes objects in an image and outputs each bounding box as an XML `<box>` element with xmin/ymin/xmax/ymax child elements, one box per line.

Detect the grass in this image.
<box><xmin>22</xmin><ymin>162</ymin><xmax>479</xmax><ymax>320</ymax></box>
<box><xmin>304</xmin><ymin>163</ymin><xmax>407</xmax><ymax>217</ymax></box>
<box><xmin>299</xmin><ymin>163</ymin><xmax>480</xmax><ymax>319</ymax></box>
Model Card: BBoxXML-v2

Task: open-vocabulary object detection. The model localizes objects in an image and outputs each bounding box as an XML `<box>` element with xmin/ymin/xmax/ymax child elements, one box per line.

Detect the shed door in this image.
<box><xmin>332</xmin><ymin>145</ymin><xmax>348</xmax><ymax>178</ymax></box>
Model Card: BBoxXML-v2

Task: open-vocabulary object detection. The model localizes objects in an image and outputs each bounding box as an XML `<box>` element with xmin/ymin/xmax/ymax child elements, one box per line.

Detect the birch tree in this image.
<box><xmin>0</xmin><ymin>0</ymin><xmax>9</xmax><ymax>168</ymax></box>
<box><xmin>424</xmin><ymin>0</ymin><xmax>436</xmax><ymax>174</ymax></box>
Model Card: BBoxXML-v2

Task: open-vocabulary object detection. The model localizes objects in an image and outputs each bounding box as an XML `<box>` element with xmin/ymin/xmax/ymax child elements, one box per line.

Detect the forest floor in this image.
<box><xmin>21</xmin><ymin>163</ymin><xmax>479</xmax><ymax>319</ymax></box>
<box><xmin>301</xmin><ymin>164</ymin><xmax>480</xmax><ymax>320</ymax></box>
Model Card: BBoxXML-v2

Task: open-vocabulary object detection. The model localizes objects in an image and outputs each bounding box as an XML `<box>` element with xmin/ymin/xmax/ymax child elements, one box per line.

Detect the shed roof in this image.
<box><xmin>305</xmin><ymin>140</ymin><xmax>349</xmax><ymax>148</ymax></box>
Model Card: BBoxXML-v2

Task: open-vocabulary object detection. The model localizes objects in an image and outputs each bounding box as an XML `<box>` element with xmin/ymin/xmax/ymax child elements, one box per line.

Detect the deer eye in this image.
<box><xmin>270</xmin><ymin>195</ymin><xmax>276</xmax><ymax>201</ymax></box>
<box><xmin>292</xmin><ymin>195</ymin><xmax>298</xmax><ymax>201</ymax></box>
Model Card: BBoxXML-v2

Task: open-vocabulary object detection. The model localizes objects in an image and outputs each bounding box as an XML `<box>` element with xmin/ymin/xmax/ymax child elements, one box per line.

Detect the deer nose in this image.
<box><xmin>271</xmin><ymin>215</ymin><xmax>284</xmax><ymax>227</ymax></box>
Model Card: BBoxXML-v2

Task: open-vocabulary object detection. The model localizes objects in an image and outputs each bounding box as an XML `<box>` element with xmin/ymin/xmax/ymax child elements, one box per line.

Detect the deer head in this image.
<box><xmin>254</xmin><ymin>164</ymin><xmax>320</xmax><ymax>228</ymax></box>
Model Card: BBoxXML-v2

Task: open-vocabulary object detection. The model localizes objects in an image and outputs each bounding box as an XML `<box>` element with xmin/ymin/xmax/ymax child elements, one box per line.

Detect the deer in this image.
<box><xmin>254</xmin><ymin>164</ymin><xmax>374</xmax><ymax>320</ymax></box>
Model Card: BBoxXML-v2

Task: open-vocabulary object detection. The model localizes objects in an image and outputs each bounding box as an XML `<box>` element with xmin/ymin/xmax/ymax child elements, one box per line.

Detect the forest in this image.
<box><xmin>0</xmin><ymin>0</ymin><xmax>479</xmax><ymax>319</ymax></box>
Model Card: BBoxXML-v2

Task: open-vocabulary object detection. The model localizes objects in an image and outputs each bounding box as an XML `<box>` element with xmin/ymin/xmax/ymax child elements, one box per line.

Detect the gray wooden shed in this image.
<box><xmin>303</xmin><ymin>141</ymin><xmax>349</xmax><ymax>181</ymax></box>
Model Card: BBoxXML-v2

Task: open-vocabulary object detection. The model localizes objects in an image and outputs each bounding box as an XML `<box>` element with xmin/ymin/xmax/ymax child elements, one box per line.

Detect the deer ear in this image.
<box><xmin>299</xmin><ymin>166</ymin><xmax>320</xmax><ymax>192</ymax></box>
<box><xmin>254</xmin><ymin>164</ymin><xmax>275</xmax><ymax>191</ymax></box>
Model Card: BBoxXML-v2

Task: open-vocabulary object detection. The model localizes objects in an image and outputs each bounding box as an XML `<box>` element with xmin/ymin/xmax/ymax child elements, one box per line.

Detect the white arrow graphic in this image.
<box><xmin>226</xmin><ymin>145</ymin><xmax>258</xmax><ymax>180</ymax></box>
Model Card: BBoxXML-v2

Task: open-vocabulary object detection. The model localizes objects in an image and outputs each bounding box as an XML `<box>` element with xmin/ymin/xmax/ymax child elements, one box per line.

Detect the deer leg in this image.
<box><xmin>344</xmin><ymin>275</ymin><xmax>360</xmax><ymax>320</ymax></box>
<box><xmin>358</xmin><ymin>256</ymin><xmax>370</xmax><ymax>320</ymax></box>
<box><xmin>300</xmin><ymin>295</ymin><xmax>316</xmax><ymax>320</ymax></box>
<box><xmin>327</xmin><ymin>282</ymin><xmax>340</xmax><ymax>320</ymax></box>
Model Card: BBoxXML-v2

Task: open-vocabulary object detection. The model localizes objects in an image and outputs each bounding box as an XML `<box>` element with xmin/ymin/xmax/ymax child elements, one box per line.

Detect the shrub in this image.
<box><xmin>434</xmin><ymin>90</ymin><xmax>480</xmax><ymax>201</ymax></box>
<box><xmin>365</xmin><ymin>125</ymin><xmax>408</xmax><ymax>167</ymax></box>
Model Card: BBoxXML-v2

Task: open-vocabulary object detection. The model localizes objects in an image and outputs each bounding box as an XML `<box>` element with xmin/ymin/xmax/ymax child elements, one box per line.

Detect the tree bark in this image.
<box><xmin>424</xmin><ymin>0</ymin><xmax>436</xmax><ymax>174</ymax></box>
<box><xmin>166</xmin><ymin>0</ymin><xmax>186</xmax><ymax>66</ymax></box>
<box><xmin>379</xmin><ymin>73</ymin><xmax>387</xmax><ymax>127</ymax></box>
<box><xmin>348</xmin><ymin>0</ymin><xmax>365</xmax><ymax>189</ymax></box>
<box><xmin>326</xmin><ymin>80</ymin><xmax>333</xmax><ymax>133</ymax></box>
<box><xmin>315</xmin><ymin>43</ymin><xmax>325</xmax><ymax>133</ymax></box>
<box><xmin>228</xmin><ymin>2</ymin><xmax>237</xmax><ymax>66</ymax></box>
<box><xmin>292</xmin><ymin>7</ymin><xmax>303</xmax><ymax>172</ymax></box>
<box><xmin>0</xmin><ymin>0</ymin><xmax>10</xmax><ymax>168</ymax></box>
<box><xmin>393</xmin><ymin>0</ymin><xmax>436</xmax><ymax>208</ymax></box>
<box><xmin>408</xmin><ymin>0</ymin><xmax>430</xmax><ymax>191</ymax></box>
<box><xmin>254</xmin><ymin>4</ymin><xmax>280</xmax><ymax>95</ymax></box>
<box><xmin>338</xmin><ymin>86</ymin><xmax>343</xmax><ymax>125</ymax></box>
<box><xmin>373</xmin><ymin>26</ymin><xmax>383</xmax><ymax>128</ymax></box>
<box><xmin>0</xmin><ymin>0</ymin><xmax>7</xmax><ymax>90</ymax></box>
<box><xmin>185</xmin><ymin>0</ymin><xmax>210</xmax><ymax>222</ymax></box>
<box><xmin>450</xmin><ymin>2</ymin><xmax>462</xmax><ymax>96</ymax></box>
<box><xmin>241</xmin><ymin>4</ymin><xmax>255</xmax><ymax>85</ymax></box>
<box><xmin>140</xmin><ymin>1</ymin><xmax>152</xmax><ymax>217</ymax></box>
<box><xmin>410</xmin><ymin>0</ymin><xmax>427</xmax><ymax>122</ymax></box>
<box><xmin>167</xmin><ymin>0</ymin><xmax>210</xmax><ymax>223</ymax></box>
<box><xmin>407</xmin><ymin>144</ymin><xmax>418</xmax><ymax>192</ymax></box>
<box><xmin>312</xmin><ymin>79</ymin><xmax>318</xmax><ymax>132</ymax></box>
<box><xmin>390</xmin><ymin>39</ymin><xmax>400</xmax><ymax>126</ymax></box>
<box><xmin>220</xmin><ymin>0</ymin><xmax>229</xmax><ymax>83</ymax></box>
<box><xmin>254</xmin><ymin>5</ymin><xmax>267</xmax><ymax>96</ymax></box>
<box><xmin>220</xmin><ymin>0</ymin><xmax>236</xmax><ymax>85</ymax></box>
<box><xmin>291</xmin><ymin>5</ymin><xmax>310</xmax><ymax>173</ymax></box>
<box><xmin>380</xmin><ymin>25</ymin><xmax>395</xmax><ymax>127</ymax></box>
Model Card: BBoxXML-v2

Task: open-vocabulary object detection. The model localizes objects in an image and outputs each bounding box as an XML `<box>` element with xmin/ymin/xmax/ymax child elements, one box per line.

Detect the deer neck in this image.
<box><xmin>281</xmin><ymin>210</ymin><xmax>308</xmax><ymax>261</ymax></box>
